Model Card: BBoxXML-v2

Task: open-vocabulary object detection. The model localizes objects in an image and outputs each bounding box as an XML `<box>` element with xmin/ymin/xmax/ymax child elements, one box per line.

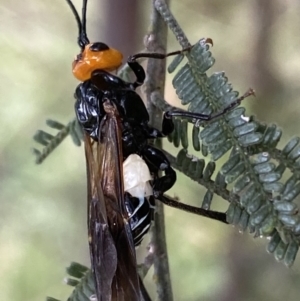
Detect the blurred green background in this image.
<box><xmin>1</xmin><ymin>0</ymin><xmax>300</xmax><ymax>300</ymax></box>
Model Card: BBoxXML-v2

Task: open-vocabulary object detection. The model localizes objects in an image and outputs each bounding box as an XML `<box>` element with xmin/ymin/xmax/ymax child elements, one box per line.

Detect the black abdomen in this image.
<box><xmin>125</xmin><ymin>193</ymin><xmax>155</xmax><ymax>246</ymax></box>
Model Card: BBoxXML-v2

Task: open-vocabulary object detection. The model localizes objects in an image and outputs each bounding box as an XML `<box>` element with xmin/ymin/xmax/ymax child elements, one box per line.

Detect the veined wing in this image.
<box><xmin>84</xmin><ymin>99</ymin><xmax>141</xmax><ymax>301</ymax></box>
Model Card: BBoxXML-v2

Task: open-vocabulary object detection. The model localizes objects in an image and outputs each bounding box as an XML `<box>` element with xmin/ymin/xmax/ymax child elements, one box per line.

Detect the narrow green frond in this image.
<box><xmin>155</xmin><ymin>2</ymin><xmax>300</xmax><ymax>266</ymax></box>
<box><xmin>33</xmin><ymin>118</ymin><xmax>83</xmax><ymax>164</ymax></box>
<box><xmin>46</xmin><ymin>263</ymin><xmax>94</xmax><ymax>301</ymax></box>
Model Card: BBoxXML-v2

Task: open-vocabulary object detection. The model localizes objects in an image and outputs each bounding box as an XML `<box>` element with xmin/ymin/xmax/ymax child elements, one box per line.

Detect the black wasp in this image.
<box><xmin>65</xmin><ymin>0</ymin><xmax>254</xmax><ymax>300</ymax></box>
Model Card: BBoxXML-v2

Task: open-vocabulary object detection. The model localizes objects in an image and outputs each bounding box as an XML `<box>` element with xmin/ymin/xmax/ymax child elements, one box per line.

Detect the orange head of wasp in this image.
<box><xmin>66</xmin><ymin>0</ymin><xmax>123</xmax><ymax>82</ymax></box>
<box><xmin>72</xmin><ymin>42</ymin><xmax>123</xmax><ymax>81</ymax></box>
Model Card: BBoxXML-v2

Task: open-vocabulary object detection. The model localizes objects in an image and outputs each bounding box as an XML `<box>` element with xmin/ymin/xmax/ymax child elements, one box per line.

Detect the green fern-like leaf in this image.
<box><xmin>33</xmin><ymin>118</ymin><xmax>83</xmax><ymax>164</ymax></box>
<box><xmin>154</xmin><ymin>0</ymin><xmax>300</xmax><ymax>266</ymax></box>
<box><xmin>46</xmin><ymin>262</ymin><xmax>94</xmax><ymax>301</ymax></box>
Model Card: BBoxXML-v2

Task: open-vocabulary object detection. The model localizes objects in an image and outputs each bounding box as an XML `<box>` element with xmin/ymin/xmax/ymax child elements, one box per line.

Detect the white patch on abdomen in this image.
<box><xmin>123</xmin><ymin>154</ymin><xmax>153</xmax><ymax>198</ymax></box>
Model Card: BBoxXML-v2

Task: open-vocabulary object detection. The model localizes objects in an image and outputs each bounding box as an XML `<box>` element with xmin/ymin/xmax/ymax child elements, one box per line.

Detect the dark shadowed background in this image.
<box><xmin>1</xmin><ymin>0</ymin><xmax>300</xmax><ymax>300</ymax></box>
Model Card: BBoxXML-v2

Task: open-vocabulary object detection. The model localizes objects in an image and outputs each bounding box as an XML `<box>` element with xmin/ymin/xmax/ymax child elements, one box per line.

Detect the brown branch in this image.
<box><xmin>142</xmin><ymin>1</ymin><xmax>174</xmax><ymax>301</ymax></box>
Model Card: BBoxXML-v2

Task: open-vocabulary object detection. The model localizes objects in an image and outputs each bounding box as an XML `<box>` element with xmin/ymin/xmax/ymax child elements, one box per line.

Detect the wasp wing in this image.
<box><xmin>85</xmin><ymin>100</ymin><xmax>141</xmax><ymax>301</ymax></box>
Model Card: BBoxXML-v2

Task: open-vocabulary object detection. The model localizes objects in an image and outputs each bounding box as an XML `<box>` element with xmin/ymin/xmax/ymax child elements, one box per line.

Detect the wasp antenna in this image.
<box><xmin>65</xmin><ymin>0</ymin><xmax>89</xmax><ymax>51</ymax></box>
<box><xmin>81</xmin><ymin>0</ymin><xmax>89</xmax><ymax>45</ymax></box>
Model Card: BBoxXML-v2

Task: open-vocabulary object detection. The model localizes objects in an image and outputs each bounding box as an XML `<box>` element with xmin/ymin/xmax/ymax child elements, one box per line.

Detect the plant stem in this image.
<box><xmin>142</xmin><ymin>1</ymin><xmax>174</xmax><ymax>301</ymax></box>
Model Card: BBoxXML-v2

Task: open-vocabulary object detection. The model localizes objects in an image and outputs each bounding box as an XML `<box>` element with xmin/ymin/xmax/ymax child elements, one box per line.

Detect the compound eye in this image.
<box><xmin>89</xmin><ymin>42</ymin><xmax>110</xmax><ymax>52</ymax></box>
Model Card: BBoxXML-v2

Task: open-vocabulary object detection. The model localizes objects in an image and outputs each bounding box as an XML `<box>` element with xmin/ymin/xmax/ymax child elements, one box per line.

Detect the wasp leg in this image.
<box><xmin>128</xmin><ymin>46</ymin><xmax>192</xmax><ymax>63</ymax></box>
<box><xmin>142</xmin><ymin>145</ymin><xmax>176</xmax><ymax>197</ymax></box>
<box><xmin>160</xmin><ymin>113</ymin><xmax>175</xmax><ymax>136</ymax></box>
<box><xmin>165</xmin><ymin>88</ymin><xmax>255</xmax><ymax>122</ymax></box>
<box><xmin>126</xmin><ymin>61</ymin><xmax>146</xmax><ymax>89</ymax></box>
<box><xmin>127</xmin><ymin>46</ymin><xmax>193</xmax><ymax>90</ymax></box>
<box><xmin>142</xmin><ymin>113</ymin><xmax>174</xmax><ymax>139</ymax></box>
<box><xmin>158</xmin><ymin>195</ymin><xmax>228</xmax><ymax>224</ymax></box>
